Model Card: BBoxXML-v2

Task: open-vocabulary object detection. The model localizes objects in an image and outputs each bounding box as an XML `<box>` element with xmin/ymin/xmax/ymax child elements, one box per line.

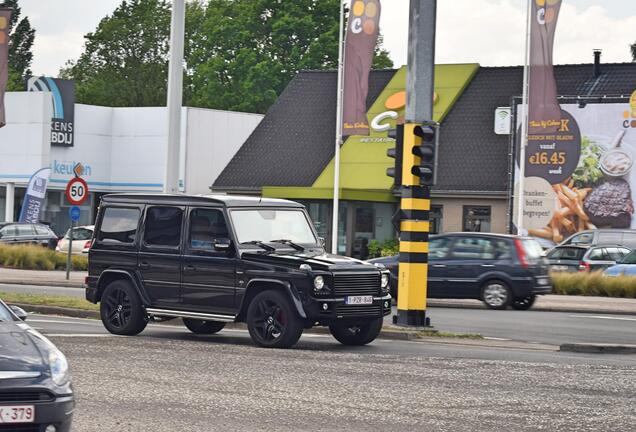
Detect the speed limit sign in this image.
<box><xmin>65</xmin><ymin>177</ymin><xmax>89</xmax><ymax>205</ymax></box>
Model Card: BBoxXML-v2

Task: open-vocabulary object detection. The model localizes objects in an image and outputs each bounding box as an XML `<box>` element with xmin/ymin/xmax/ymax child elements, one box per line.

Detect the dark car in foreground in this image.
<box><xmin>87</xmin><ymin>194</ymin><xmax>391</xmax><ymax>349</ymax></box>
<box><xmin>0</xmin><ymin>299</ymin><xmax>74</xmax><ymax>431</ymax></box>
<box><xmin>0</xmin><ymin>222</ymin><xmax>58</xmax><ymax>249</ymax></box>
<box><xmin>547</xmin><ymin>245</ymin><xmax>631</xmax><ymax>273</ymax></box>
<box><xmin>368</xmin><ymin>233</ymin><xmax>552</xmax><ymax>310</ymax></box>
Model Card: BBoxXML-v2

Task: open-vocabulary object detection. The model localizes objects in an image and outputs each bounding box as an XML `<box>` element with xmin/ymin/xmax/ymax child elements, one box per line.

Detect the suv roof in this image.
<box><xmin>101</xmin><ymin>193</ymin><xmax>304</xmax><ymax>208</ymax></box>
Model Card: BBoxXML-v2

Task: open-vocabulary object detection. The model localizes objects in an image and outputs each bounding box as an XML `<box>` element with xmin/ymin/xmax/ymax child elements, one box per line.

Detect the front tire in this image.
<box><xmin>246</xmin><ymin>290</ymin><xmax>303</xmax><ymax>348</ymax></box>
<box><xmin>183</xmin><ymin>318</ymin><xmax>226</xmax><ymax>334</ymax></box>
<box><xmin>511</xmin><ymin>295</ymin><xmax>536</xmax><ymax>311</ymax></box>
<box><xmin>481</xmin><ymin>280</ymin><xmax>512</xmax><ymax>310</ymax></box>
<box><xmin>329</xmin><ymin>318</ymin><xmax>383</xmax><ymax>346</ymax></box>
<box><xmin>100</xmin><ymin>280</ymin><xmax>147</xmax><ymax>335</ymax></box>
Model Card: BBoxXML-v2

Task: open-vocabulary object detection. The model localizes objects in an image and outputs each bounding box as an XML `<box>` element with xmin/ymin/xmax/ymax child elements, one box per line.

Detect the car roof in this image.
<box><xmin>434</xmin><ymin>232</ymin><xmax>520</xmax><ymax>240</ymax></box>
<box><xmin>100</xmin><ymin>193</ymin><xmax>305</xmax><ymax>208</ymax></box>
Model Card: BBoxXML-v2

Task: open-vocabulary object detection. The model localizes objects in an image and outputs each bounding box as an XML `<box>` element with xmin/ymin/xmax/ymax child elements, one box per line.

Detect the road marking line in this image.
<box><xmin>45</xmin><ymin>333</ymin><xmax>115</xmax><ymax>337</ymax></box>
<box><xmin>28</xmin><ymin>319</ymin><xmax>102</xmax><ymax>325</ymax></box>
<box><xmin>484</xmin><ymin>337</ymin><xmax>511</xmax><ymax>341</ymax></box>
<box><xmin>569</xmin><ymin>315</ymin><xmax>636</xmax><ymax>322</ymax></box>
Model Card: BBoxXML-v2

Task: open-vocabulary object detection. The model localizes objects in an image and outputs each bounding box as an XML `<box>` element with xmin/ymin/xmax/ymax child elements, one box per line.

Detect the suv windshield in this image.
<box><xmin>230</xmin><ymin>209</ymin><xmax>317</xmax><ymax>246</ymax></box>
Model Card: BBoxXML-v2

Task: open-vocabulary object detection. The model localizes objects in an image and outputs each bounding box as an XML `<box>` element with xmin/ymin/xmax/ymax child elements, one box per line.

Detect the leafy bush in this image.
<box><xmin>367</xmin><ymin>239</ymin><xmax>399</xmax><ymax>258</ymax></box>
<box><xmin>551</xmin><ymin>271</ymin><xmax>636</xmax><ymax>298</ymax></box>
<box><xmin>0</xmin><ymin>244</ymin><xmax>88</xmax><ymax>271</ymax></box>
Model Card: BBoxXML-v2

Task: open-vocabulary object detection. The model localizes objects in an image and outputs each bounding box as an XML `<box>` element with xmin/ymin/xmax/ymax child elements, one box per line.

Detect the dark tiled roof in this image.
<box><xmin>435</xmin><ymin>62</ymin><xmax>636</xmax><ymax>193</ymax></box>
<box><xmin>213</xmin><ymin>69</ymin><xmax>397</xmax><ymax>190</ymax></box>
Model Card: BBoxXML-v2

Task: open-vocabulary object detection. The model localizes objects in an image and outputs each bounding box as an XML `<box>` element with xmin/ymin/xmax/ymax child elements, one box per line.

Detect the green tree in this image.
<box><xmin>631</xmin><ymin>41</ymin><xmax>636</xmax><ymax>61</ymax></box>
<box><xmin>0</xmin><ymin>0</ymin><xmax>35</xmax><ymax>90</ymax></box>
<box><xmin>188</xmin><ymin>0</ymin><xmax>394</xmax><ymax>113</ymax></box>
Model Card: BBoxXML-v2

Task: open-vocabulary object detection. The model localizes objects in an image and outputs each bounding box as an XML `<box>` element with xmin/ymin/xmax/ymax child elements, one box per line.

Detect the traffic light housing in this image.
<box><xmin>403</xmin><ymin>123</ymin><xmax>437</xmax><ymax>187</ymax></box>
<box><xmin>386</xmin><ymin>124</ymin><xmax>404</xmax><ymax>188</ymax></box>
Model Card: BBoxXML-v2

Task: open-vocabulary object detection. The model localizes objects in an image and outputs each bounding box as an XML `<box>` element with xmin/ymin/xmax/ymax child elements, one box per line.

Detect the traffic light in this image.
<box><xmin>403</xmin><ymin>123</ymin><xmax>437</xmax><ymax>187</ymax></box>
<box><xmin>386</xmin><ymin>124</ymin><xmax>404</xmax><ymax>188</ymax></box>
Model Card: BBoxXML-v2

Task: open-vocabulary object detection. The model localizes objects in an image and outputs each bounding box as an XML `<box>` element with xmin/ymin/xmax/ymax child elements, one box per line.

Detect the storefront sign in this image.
<box><xmin>515</xmin><ymin>101</ymin><xmax>636</xmax><ymax>244</ymax></box>
<box><xmin>19</xmin><ymin>167</ymin><xmax>51</xmax><ymax>224</ymax></box>
<box><xmin>27</xmin><ymin>77</ymin><xmax>75</xmax><ymax>147</ymax></box>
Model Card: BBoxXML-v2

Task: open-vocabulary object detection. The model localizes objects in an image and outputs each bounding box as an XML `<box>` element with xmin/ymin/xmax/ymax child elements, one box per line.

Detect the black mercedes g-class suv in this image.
<box><xmin>86</xmin><ymin>194</ymin><xmax>391</xmax><ymax>348</ymax></box>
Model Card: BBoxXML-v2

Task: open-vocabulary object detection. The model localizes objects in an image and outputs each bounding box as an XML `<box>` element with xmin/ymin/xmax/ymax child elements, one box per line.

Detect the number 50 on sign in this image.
<box><xmin>65</xmin><ymin>177</ymin><xmax>89</xmax><ymax>205</ymax></box>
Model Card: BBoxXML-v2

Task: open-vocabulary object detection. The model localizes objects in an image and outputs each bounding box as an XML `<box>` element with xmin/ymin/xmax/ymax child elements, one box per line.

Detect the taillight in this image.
<box><xmin>578</xmin><ymin>261</ymin><xmax>590</xmax><ymax>272</ymax></box>
<box><xmin>84</xmin><ymin>240</ymin><xmax>92</xmax><ymax>249</ymax></box>
<box><xmin>514</xmin><ymin>239</ymin><xmax>529</xmax><ymax>269</ymax></box>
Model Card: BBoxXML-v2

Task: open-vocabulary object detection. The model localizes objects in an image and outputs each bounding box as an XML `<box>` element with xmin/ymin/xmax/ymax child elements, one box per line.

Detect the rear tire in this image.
<box><xmin>100</xmin><ymin>280</ymin><xmax>147</xmax><ymax>335</ymax></box>
<box><xmin>481</xmin><ymin>280</ymin><xmax>512</xmax><ymax>310</ymax></box>
<box><xmin>246</xmin><ymin>290</ymin><xmax>303</xmax><ymax>348</ymax></box>
<box><xmin>511</xmin><ymin>295</ymin><xmax>536</xmax><ymax>311</ymax></box>
<box><xmin>183</xmin><ymin>318</ymin><xmax>226</xmax><ymax>334</ymax></box>
<box><xmin>329</xmin><ymin>318</ymin><xmax>383</xmax><ymax>346</ymax></box>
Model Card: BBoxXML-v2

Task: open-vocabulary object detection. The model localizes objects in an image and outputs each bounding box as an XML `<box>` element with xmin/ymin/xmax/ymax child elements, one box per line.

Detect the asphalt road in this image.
<box><xmin>4</xmin><ymin>283</ymin><xmax>635</xmax><ymax>346</ymax></box>
<box><xmin>28</xmin><ymin>316</ymin><xmax>636</xmax><ymax>432</ymax></box>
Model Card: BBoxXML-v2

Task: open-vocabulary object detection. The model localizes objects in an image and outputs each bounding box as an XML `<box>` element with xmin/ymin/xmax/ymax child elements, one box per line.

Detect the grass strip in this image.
<box><xmin>0</xmin><ymin>291</ymin><xmax>98</xmax><ymax>311</ymax></box>
<box><xmin>418</xmin><ymin>331</ymin><xmax>483</xmax><ymax>339</ymax></box>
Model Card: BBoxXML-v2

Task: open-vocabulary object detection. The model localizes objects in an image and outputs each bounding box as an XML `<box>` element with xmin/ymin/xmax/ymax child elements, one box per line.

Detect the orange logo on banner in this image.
<box><xmin>0</xmin><ymin>16</ymin><xmax>7</xmax><ymax>45</ymax></box>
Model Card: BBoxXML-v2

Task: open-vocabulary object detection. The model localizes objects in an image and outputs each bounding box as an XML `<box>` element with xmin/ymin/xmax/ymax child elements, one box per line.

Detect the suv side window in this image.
<box><xmin>449</xmin><ymin>237</ymin><xmax>496</xmax><ymax>260</ymax></box>
<box><xmin>189</xmin><ymin>208</ymin><xmax>229</xmax><ymax>251</ymax></box>
<box><xmin>143</xmin><ymin>206</ymin><xmax>183</xmax><ymax>248</ymax></box>
<box><xmin>34</xmin><ymin>225</ymin><xmax>53</xmax><ymax>236</ymax></box>
<box><xmin>429</xmin><ymin>237</ymin><xmax>451</xmax><ymax>260</ymax></box>
<box><xmin>606</xmin><ymin>247</ymin><xmax>630</xmax><ymax>261</ymax></box>
<box><xmin>97</xmin><ymin>207</ymin><xmax>140</xmax><ymax>244</ymax></box>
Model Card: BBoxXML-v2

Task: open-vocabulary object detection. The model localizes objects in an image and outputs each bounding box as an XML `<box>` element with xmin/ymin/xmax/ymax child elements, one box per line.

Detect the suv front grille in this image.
<box><xmin>0</xmin><ymin>391</ymin><xmax>54</xmax><ymax>403</ymax></box>
<box><xmin>335</xmin><ymin>304</ymin><xmax>382</xmax><ymax>318</ymax></box>
<box><xmin>0</xmin><ymin>426</ymin><xmax>40</xmax><ymax>432</ymax></box>
<box><xmin>333</xmin><ymin>273</ymin><xmax>380</xmax><ymax>296</ymax></box>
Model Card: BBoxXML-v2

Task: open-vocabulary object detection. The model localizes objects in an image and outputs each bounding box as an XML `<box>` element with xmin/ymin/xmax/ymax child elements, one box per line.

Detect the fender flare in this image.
<box><xmin>243</xmin><ymin>278</ymin><xmax>307</xmax><ymax>319</ymax></box>
<box><xmin>96</xmin><ymin>269</ymin><xmax>151</xmax><ymax>306</ymax></box>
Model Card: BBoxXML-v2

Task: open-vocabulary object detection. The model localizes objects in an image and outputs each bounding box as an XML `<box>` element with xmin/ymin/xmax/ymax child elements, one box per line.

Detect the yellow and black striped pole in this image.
<box><xmin>394</xmin><ymin>122</ymin><xmax>434</xmax><ymax>327</ymax></box>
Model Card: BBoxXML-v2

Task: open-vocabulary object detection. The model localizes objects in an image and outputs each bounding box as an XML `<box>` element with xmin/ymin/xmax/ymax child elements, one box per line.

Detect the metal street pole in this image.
<box><xmin>331</xmin><ymin>0</ymin><xmax>346</xmax><ymax>254</ymax></box>
<box><xmin>395</xmin><ymin>0</ymin><xmax>437</xmax><ymax>328</ymax></box>
<box><xmin>164</xmin><ymin>0</ymin><xmax>185</xmax><ymax>194</ymax></box>
<box><xmin>65</xmin><ymin>220</ymin><xmax>73</xmax><ymax>280</ymax></box>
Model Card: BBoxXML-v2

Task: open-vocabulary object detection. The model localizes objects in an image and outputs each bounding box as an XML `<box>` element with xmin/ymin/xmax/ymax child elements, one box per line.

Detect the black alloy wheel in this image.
<box><xmin>183</xmin><ymin>319</ymin><xmax>226</xmax><ymax>334</ymax></box>
<box><xmin>329</xmin><ymin>318</ymin><xmax>383</xmax><ymax>346</ymax></box>
<box><xmin>246</xmin><ymin>290</ymin><xmax>303</xmax><ymax>349</ymax></box>
<box><xmin>511</xmin><ymin>295</ymin><xmax>537</xmax><ymax>311</ymax></box>
<box><xmin>100</xmin><ymin>280</ymin><xmax>147</xmax><ymax>336</ymax></box>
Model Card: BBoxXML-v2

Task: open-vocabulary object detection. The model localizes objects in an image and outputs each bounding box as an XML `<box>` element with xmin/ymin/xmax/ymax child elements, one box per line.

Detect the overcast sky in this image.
<box><xmin>18</xmin><ymin>0</ymin><xmax>636</xmax><ymax>77</ymax></box>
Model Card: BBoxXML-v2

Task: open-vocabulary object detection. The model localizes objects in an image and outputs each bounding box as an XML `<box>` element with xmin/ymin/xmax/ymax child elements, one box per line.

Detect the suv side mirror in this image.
<box><xmin>9</xmin><ymin>305</ymin><xmax>28</xmax><ymax>321</ymax></box>
<box><xmin>213</xmin><ymin>238</ymin><xmax>232</xmax><ymax>252</ymax></box>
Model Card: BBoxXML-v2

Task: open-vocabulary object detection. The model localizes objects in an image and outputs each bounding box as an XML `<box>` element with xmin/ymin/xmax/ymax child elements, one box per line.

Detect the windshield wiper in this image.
<box><xmin>270</xmin><ymin>239</ymin><xmax>305</xmax><ymax>251</ymax></box>
<box><xmin>241</xmin><ymin>240</ymin><xmax>276</xmax><ymax>252</ymax></box>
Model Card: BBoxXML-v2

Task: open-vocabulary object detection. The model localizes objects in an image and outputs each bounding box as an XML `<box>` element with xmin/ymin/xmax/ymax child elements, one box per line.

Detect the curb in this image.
<box><xmin>0</xmin><ymin>279</ymin><xmax>85</xmax><ymax>289</ymax></box>
<box><xmin>559</xmin><ymin>343</ymin><xmax>636</xmax><ymax>354</ymax></box>
<box><xmin>15</xmin><ymin>303</ymin><xmax>440</xmax><ymax>342</ymax></box>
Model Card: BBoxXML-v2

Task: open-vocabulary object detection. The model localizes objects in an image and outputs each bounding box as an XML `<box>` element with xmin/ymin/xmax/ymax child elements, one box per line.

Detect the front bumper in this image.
<box><xmin>305</xmin><ymin>294</ymin><xmax>392</xmax><ymax>322</ymax></box>
<box><xmin>0</xmin><ymin>394</ymin><xmax>74</xmax><ymax>432</ymax></box>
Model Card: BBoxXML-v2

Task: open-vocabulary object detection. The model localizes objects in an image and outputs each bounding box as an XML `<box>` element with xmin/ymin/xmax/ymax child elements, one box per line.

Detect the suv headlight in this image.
<box><xmin>381</xmin><ymin>273</ymin><xmax>389</xmax><ymax>289</ymax></box>
<box><xmin>313</xmin><ymin>275</ymin><xmax>325</xmax><ymax>290</ymax></box>
<box><xmin>49</xmin><ymin>349</ymin><xmax>70</xmax><ymax>386</ymax></box>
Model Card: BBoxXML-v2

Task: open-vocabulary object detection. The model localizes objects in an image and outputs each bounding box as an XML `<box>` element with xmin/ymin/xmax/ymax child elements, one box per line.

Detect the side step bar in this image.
<box><xmin>146</xmin><ymin>308</ymin><xmax>236</xmax><ymax>323</ymax></box>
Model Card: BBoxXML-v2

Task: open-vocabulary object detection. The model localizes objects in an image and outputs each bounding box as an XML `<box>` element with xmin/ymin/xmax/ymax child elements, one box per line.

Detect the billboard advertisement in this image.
<box><xmin>513</xmin><ymin>95</ymin><xmax>636</xmax><ymax>246</ymax></box>
<box><xmin>27</xmin><ymin>76</ymin><xmax>75</xmax><ymax>147</ymax></box>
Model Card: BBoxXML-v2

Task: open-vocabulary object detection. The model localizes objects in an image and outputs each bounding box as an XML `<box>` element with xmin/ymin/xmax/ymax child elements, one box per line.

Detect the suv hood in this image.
<box><xmin>241</xmin><ymin>250</ymin><xmax>379</xmax><ymax>272</ymax></box>
<box><xmin>0</xmin><ymin>322</ymin><xmax>47</xmax><ymax>372</ymax></box>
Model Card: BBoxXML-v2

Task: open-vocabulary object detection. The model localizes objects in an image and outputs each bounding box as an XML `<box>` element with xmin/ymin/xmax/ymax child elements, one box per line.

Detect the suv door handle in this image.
<box><xmin>432</xmin><ymin>264</ymin><xmax>446</xmax><ymax>268</ymax></box>
<box><xmin>183</xmin><ymin>265</ymin><xmax>196</xmax><ymax>272</ymax></box>
<box><xmin>481</xmin><ymin>264</ymin><xmax>496</xmax><ymax>268</ymax></box>
<box><xmin>139</xmin><ymin>262</ymin><xmax>151</xmax><ymax>269</ymax></box>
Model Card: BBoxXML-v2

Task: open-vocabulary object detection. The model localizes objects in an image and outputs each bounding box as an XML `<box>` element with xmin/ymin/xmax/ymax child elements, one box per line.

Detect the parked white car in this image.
<box><xmin>56</xmin><ymin>225</ymin><xmax>94</xmax><ymax>254</ymax></box>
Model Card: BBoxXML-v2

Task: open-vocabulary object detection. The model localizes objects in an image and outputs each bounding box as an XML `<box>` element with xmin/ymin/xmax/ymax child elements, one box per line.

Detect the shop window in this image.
<box><xmin>98</xmin><ymin>207</ymin><xmax>140</xmax><ymax>244</ymax></box>
<box><xmin>430</xmin><ymin>206</ymin><xmax>443</xmax><ymax>234</ymax></box>
<box><xmin>144</xmin><ymin>207</ymin><xmax>183</xmax><ymax>247</ymax></box>
<box><xmin>463</xmin><ymin>206</ymin><xmax>491</xmax><ymax>232</ymax></box>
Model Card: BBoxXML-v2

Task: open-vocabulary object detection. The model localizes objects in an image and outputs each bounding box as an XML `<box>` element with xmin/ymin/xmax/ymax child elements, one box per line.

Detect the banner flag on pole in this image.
<box><xmin>19</xmin><ymin>168</ymin><xmax>52</xmax><ymax>224</ymax></box>
<box><xmin>342</xmin><ymin>0</ymin><xmax>381</xmax><ymax>137</ymax></box>
<box><xmin>528</xmin><ymin>0</ymin><xmax>562</xmax><ymax>134</ymax></box>
<box><xmin>0</xmin><ymin>8</ymin><xmax>12</xmax><ymax>129</ymax></box>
